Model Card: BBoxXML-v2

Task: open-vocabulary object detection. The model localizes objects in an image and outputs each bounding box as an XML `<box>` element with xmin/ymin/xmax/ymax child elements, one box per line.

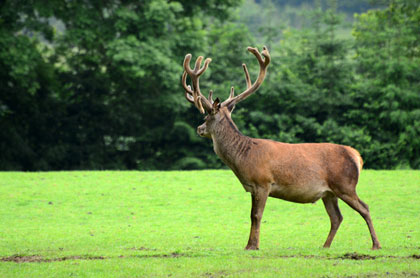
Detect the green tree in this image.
<box><xmin>235</xmin><ymin>3</ymin><xmax>366</xmax><ymax>153</ymax></box>
<box><xmin>235</xmin><ymin>0</ymin><xmax>420</xmax><ymax>169</ymax></box>
<box><xmin>352</xmin><ymin>0</ymin><xmax>420</xmax><ymax>168</ymax></box>
<box><xmin>0</xmin><ymin>2</ymin><xmax>63</xmax><ymax>170</ymax></box>
<box><xmin>0</xmin><ymin>0</ymin><xmax>243</xmax><ymax>170</ymax></box>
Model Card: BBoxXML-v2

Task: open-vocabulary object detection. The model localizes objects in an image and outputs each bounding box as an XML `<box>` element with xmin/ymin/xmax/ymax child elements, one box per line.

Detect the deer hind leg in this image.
<box><xmin>322</xmin><ymin>194</ymin><xmax>343</xmax><ymax>248</ymax></box>
<box><xmin>338</xmin><ymin>192</ymin><xmax>381</xmax><ymax>250</ymax></box>
<box><xmin>245</xmin><ymin>187</ymin><xmax>269</xmax><ymax>250</ymax></box>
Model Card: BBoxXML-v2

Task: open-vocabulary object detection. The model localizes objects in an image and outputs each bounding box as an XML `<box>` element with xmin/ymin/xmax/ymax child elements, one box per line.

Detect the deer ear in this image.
<box><xmin>212</xmin><ymin>97</ymin><xmax>220</xmax><ymax>114</ymax></box>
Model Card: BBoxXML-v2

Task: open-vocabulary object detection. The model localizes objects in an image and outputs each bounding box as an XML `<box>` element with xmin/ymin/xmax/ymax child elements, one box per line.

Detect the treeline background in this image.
<box><xmin>1</xmin><ymin>0</ymin><xmax>419</xmax><ymax>171</ymax></box>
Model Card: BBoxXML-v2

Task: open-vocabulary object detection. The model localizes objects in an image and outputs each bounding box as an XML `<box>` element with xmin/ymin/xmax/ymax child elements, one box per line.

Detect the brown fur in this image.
<box><xmin>198</xmin><ymin>107</ymin><xmax>381</xmax><ymax>250</ymax></box>
<box><xmin>183</xmin><ymin>46</ymin><xmax>380</xmax><ymax>250</ymax></box>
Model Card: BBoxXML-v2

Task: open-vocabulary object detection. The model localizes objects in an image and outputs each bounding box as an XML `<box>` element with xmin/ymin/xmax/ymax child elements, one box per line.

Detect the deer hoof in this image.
<box><xmin>245</xmin><ymin>245</ymin><xmax>259</xmax><ymax>250</ymax></box>
<box><xmin>371</xmin><ymin>245</ymin><xmax>382</xmax><ymax>250</ymax></box>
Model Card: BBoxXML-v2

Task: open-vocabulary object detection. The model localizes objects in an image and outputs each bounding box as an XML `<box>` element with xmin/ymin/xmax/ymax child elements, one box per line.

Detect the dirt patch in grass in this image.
<box><xmin>203</xmin><ymin>270</ymin><xmax>229</xmax><ymax>278</ymax></box>
<box><xmin>133</xmin><ymin>252</ymin><xmax>186</xmax><ymax>258</ymax></box>
<box><xmin>339</xmin><ymin>252</ymin><xmax>377</xmax><ymax>260</ymax></box>
<box><xmin>251</xmin><ymin>254</ymin><xmax>316</xmax><ymax>259</ymax></box>
<box><xmin>128</xmin><ymin>246</ymin><xmax>157</xmax><ymax>251</ymax></box>
<box><xmin>338</xmin><ymin>253</ymin><xmax>420</xmax><ymax>261</ymax></box>
<box><xmin>1</xmin><ymin>255</ymin><xmax>45</xmax><ymax>263</ymax></box>
<box><xmin>343</xmin><ymin>272</ymin><xmax>420</xmax><ymax>277</ymax></box>
<box><xmin>0</xmin><ymin>254</ymin><xmax>106</xmax><ymax>263</ymax></box>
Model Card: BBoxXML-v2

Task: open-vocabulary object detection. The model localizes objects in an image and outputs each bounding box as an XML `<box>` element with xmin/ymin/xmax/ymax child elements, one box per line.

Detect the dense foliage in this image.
<box><xmin>0</xmin><ymin>0</ymin><xmax>419</xmax><ymax>170</ymax></box>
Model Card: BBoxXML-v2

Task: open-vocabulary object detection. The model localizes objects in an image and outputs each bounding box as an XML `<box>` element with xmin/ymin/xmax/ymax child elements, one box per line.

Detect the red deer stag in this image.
<box><xmin>181</xmin><ymin>46</ymin><xmax>381</xmax><ymax>250</ymax></box>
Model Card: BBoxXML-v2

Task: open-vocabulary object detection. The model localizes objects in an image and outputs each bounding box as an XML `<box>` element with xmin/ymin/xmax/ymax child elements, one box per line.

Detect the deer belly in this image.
<box><xmin>269</xmin><ymin>182</ymin><xmax>330</xmax><ymax>203</ymax></box>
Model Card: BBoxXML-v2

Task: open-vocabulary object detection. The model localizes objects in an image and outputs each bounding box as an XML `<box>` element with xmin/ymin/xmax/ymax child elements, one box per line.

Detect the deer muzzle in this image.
<box><xmin>197</xmin><ymin>123</ymin><xmax>208</xmax><ymax>138</ymax></box>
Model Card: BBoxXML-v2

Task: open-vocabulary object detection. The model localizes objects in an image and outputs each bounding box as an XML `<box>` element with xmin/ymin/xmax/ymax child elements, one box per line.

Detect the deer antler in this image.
<box><xmin>181</xmin><ymin>54</ymin><xmax>213</xmax><ymax>114</ymax></box>
<box><xmin>221</xmin><ymin>46</ymin><xmax>270</xmax><ymax>109</ymax></box>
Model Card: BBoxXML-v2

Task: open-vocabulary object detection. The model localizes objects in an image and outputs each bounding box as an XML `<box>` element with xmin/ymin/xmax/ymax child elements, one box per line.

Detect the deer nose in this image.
<box><xmin>197</xmin><ymin>125</ymin><xmax>205</xmax><ymax>136</ymax></box>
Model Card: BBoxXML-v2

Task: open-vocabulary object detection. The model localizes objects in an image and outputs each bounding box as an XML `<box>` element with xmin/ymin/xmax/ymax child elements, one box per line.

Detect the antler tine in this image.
<box><xmin>194</xmin><ymin>56</ymin><xmax>204</xmax><ymax>73</ymax></box>
<box><xmin>208</xmin><ymin>90</ymin><xmax>214</xmax><ymax>103</ymax></box>
<box><xmin>261</xmin><ymin>46</ymin><xmax>271</xmax><ymax>66</ymax></box>
<box><xmin>247</xmin><ymin>47</ymin><xmax>263</xmax><ymax>63</ymax></box>
<box><xmin>183</xmin><ymin>54</ymin><xmax>193</xmax><ymax>74</ymax></box>
<box><xmin>247</xmin><ymin>46</ymin><xmax>270</xmax><ymax>67</ymax></box>
<box><xmin>198</xmin><ymin>58</ymin><xmax>212</xmax><ymax>75</ymax></box>
<box><xmin>223</xmin><ymin>86</ymin><xmax>235</xmax><ymax>102</ymax></box>
<box><xmin>182</xmin><ymin>71</ymin><xmax>194</xmax><ymax>96</ymax></box>
<box><xmin>242</xmin><ymin>64</ymin><xmax>251</xmax><ymax>88</ymax></box>
<box><xmin>184</xmin><ymin>84</ymin><xmax>194</xmax><ymax>104</ymax></box>
<box><xmin>223</xmin><ymin>86</ymin><xmax>236</xmax><ymax>104</ymax></box>
<box><xmin>221</xmin><ymin>46</ymin><xmax>270</xmax><ymax>109</ymax></box>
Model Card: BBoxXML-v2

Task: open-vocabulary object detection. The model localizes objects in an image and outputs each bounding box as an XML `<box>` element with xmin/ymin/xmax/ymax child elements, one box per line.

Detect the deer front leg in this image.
<box><xmin>245</xmin><ymin>187</ymin><xmax>269</xmax><ymax>250</ymax></box>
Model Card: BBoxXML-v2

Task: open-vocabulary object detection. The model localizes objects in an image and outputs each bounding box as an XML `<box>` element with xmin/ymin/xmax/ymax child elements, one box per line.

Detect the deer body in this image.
<box><xmin>205</xmin><ymin>107</ymin><xmax>361</xmax><ymax>204</ymax></box>
<box><xmin>182</xmin><ymin>46</ymin><xmax>381</xmax><ymax>250</ymax></box>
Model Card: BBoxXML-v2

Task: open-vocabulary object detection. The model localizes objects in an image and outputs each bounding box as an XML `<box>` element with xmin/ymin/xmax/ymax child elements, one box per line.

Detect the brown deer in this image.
<box><xmin>181</xmin><ymin>46</ymin><xmax>381</xmax><ymax>250</ymax></box>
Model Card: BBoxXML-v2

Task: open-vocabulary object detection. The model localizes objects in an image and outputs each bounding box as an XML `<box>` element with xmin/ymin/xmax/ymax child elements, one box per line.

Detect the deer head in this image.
<box><xmin>181</xmin><ymin>46</ymin><xmax>271</xmax><ymax>138</ymax></box>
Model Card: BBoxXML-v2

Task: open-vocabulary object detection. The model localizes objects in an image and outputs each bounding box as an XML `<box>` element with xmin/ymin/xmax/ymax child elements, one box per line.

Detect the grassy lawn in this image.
<box><xmin>0</xmin><ymin>170</ymin><xmax>419</xmax><ymax>277</ymax></box>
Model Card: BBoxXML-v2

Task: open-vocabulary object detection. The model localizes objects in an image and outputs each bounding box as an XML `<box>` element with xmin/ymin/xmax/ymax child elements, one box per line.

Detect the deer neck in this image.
<box><xmin>211</xmin><ymin>115</ymin><xmax>251</xmax><ymax>168</ymax></box>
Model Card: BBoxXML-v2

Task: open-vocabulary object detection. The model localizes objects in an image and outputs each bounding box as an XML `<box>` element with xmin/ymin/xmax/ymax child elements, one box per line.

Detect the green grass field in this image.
<box><xmin>0</xmin><ymin>170</ymin><xmax>419</xmax><ymax>277</ymax></box>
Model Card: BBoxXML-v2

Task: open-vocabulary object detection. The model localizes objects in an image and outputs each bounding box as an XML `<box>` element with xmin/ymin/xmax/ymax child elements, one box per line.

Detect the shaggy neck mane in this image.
<box><xmin>211</xmin><ymin>113</ymin><xmax>253</xmax><ymax>166</ymax></box>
